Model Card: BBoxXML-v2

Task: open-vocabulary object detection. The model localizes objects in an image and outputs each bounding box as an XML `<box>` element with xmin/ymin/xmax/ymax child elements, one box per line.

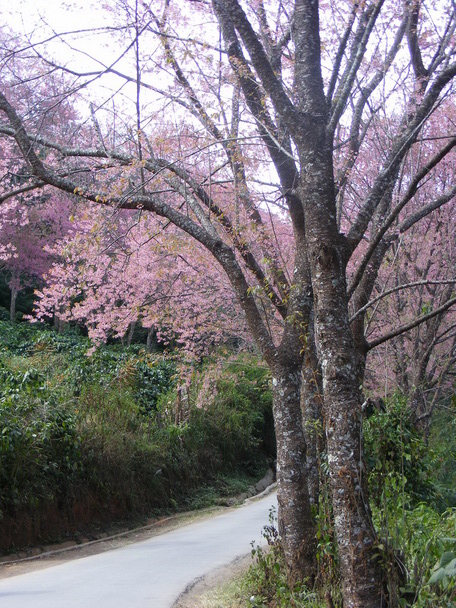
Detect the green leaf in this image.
<box><xmin>440</xmin><ymin>551</ymin><xmax>456</xmax><ymax>568</ymax></box>
<box><xmin>428</xmin><ymin>568</ymin><xmax>446</xmax><ymax>584</ymax></box>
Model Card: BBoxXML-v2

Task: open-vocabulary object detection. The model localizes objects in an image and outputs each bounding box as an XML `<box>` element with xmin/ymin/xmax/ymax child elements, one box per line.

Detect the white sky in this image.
<box><xmin>6</xmin><ymin>1</ymin><xmax>152</xmax><ymax>122</ymax></box>
<box><xmin>9</xmin><ymin>1</ymin><xmax>104</xmax><ymax>35</ymax></box>
<box><xmin>8</xmin><ymin>0</ymin><xmax>120</xmax><ymax>70</ymax></box>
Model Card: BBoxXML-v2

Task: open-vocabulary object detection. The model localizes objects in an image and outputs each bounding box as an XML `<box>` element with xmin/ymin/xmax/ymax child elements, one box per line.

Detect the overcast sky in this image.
<box><xmin>6</xmin><ymin>1</ymin><xmax>146</xmax><ymax>117</ymax></box>
<box><xmin>9</xmin><ymin>1</ymin><xmax>103</xmax><ymax>34</ymax></box>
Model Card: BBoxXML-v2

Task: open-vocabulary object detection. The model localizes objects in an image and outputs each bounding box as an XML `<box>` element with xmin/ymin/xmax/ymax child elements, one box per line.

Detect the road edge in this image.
<box><xmin>171</xmin><ymin>481</ymin><xmax>277</xmax><ymax>608</ymax></box>
<box><xmin>0</xmin><ymin>471</ymin><xmax>276</xmax><ymax>567</ymax></box>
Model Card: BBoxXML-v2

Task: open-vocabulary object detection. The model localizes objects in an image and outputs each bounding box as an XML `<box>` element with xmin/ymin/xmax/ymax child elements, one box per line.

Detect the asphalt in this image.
<box><xmin>0</xmin><ymin>490</ymin><xmax>278</xmax><ymax>608</ymax></box>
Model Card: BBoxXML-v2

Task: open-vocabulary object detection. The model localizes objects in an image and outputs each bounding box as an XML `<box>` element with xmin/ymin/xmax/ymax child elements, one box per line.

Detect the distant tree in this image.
<box><xmin>0</xmin><ymin>191</ymin><xmax>73</xmax><ymax>321</ymax></box>
<box><xmin>365</xmin><ymin>205</ymin><xmax>456</xmax><ymax>435</ymax></box>
<box><xmin>34</xmin><ymin>205</ymin><xmax>250</xmax><ymax>354</ymax></box>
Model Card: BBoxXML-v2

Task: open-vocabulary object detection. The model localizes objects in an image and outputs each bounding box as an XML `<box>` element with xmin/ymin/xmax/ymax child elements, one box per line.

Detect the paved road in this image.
<box><xmin>0</xmin><ymin>491</ymin><xmax>277</xmax><ymax>608</ymax></box>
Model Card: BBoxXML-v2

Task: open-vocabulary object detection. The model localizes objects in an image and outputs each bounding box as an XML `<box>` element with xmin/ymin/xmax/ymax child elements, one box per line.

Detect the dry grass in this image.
<box><xmin>191</xmin><ymin>577</ymin><xmax>247</xmax><ymax>608</ymax></box>
<box><xmin>174</xmin><ymin>554</ymin><xmax>252</xmax><ymax>608</ymax></box>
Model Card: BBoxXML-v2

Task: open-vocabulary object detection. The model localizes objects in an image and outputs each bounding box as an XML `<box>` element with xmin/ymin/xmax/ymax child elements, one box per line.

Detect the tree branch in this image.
<box><xmin>367</xmin><ymin>296</ymin><xmax>456</xmax><ymax>351</ymax></box>
<box><xmin>328</xmin><ymin>0</ymin><xmax>385</xmax><ymax>134</ymax></box>
<box><xmin>213</xmin><ymin>0</ymin><xmax>300</xmax><ymax>131</ymax></box>
<box><xmin>347</xmin><ymin>61</ymin><xmax>456</xmax><ymax>251</ymax></box>
<box><xmin>0</xmin><ymin>181</ymin><xmax>45</xmax><ymax>203</ymax></box>
<box><xmin>351</xmin><ymin>279</ymin><xmax>456</xmax><ymax>322</ymax></box>
<box><xmin>348</xmin><ymin>137</ymin><xmax>456</xmax><ymax>297</ymax></box>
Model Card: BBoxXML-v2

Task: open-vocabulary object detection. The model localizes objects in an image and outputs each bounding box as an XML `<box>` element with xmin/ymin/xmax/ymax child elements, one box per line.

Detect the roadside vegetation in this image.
<box><xmin>203</xmin><ymin>396</ymin><xmax>456</xmax><ymax>608</ymax></box>
<box><xmin>0</xmin><ymin>314</ymin><xmax>274</xmax><ymax>552</ymax></box>
<box><xmin>1</xmin><ymin>314</ymin><xmax>456</xmax><ymax>607</ymax></box>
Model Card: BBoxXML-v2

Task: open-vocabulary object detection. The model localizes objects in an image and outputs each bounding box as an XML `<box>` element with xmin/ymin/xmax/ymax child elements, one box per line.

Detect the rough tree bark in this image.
<box><xmin>9</xmin><ymin>269</ymin><xmax>19</xmax><ymax>323</ymax></box>
<box><xmin>300</xmin><ymin>332</ymin><xmax>323</xmax><ymax>509</ymax></box>
<box><xmin>271</xmin><ymin>360</ymin><xmax>316</xmax><ymax>586</ymax></box>
<box><xmin>9</xmin><ymin>284</ymin><xmax>18</xmax><ymax>322</ymax></box>
<box><xmin>291</xmin><ymin>1</ymin><xmax>384</xmax><ymax>604</ymax></box>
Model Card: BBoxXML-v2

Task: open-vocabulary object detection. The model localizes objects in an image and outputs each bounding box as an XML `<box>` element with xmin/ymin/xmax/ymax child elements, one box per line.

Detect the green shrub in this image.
<box><xmin>0</xmin><ymin>376</ymin><xmax>81</xmax><ymax>514</ymax></box>
<box><xmin>428</xmin><ymin>405</ymin><xmax>456</xmax><ymax>511</ymax></box>
<box><xmin>374</xmin><ymin>501</ymin><xmax>456</xmax><ymax>607</ymax></box>
<box><xmin>133</xmin><ymin>359</ymin><xmax>176</xmax><ymax>413</ymax></box>
<box><xmin>363</xmin><ymin>394</ymin><xmax>456</xmax><ymax>606</ymax></box>
<box><xmin>186</xmin><ymin>354</ymin><xmax>274</xmax><ymax>474</ymax></box>
<box><xmin>0</xmin><ymin>320</ymin><xmax>274</xmax><ymax>549</ymax></box>
<box><xmin>364</xmin><ymin>393</ymin><xmax>436</xmax><ymax>508</ymax></box>
<box><xmin>245</xmin><ymin>508</ymin><xmax>330</xmax><ymax>608</ymax></box>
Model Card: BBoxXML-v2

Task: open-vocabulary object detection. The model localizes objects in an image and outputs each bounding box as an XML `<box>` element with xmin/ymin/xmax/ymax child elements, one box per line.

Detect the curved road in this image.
<box><xmin>0</xmin><ymin>491</ymin><xmax>277</xmax><ymax>608</ymax></box>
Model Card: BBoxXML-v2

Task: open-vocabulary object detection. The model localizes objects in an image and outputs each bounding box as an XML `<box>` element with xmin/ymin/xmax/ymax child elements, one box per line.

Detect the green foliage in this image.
<box><xmin>428</xmin><ymin>407</ymin><xmax>456</xmax><ymax>511</ymax></box>
<box><xmin>364</xmin><ymin>393</ymin><xmax>436</xmax><ymax>507</ymax></box>
<box><xmin>0</xmin><ymin>362</ymin><xmax>81</xmax><ymax>515</ymax></box>
<box><xmin>0</xmin><ymin>272</ymin><xmax>36</xmax><ymax>317</ymax></box>
<box><xmin>0</xmin><ymin>318</ymin><xmax>47</xmax><ymax>355</ymax></box>
<box><xmin>363</xmin><ymin>393</ymin><xmax>456</xmax><ymax>606</ymax></box>
<box><xmin>244</xmin><ymin>392</ymin><xmax>456</xmax><ymax>607</ymax></box>
<box><xmin>183</xmin><ymin>473</ymin><xmax>260</xmax><ymax>510</ymax></box>
<box><xmin>0</xmin><ymin>320</ymin><xmax>274</xmax><ymax>550</ymax></box>
<box><xmin>187</xmin><ymin>353</ymin><xmax>275</xmax><ymax>475</ymax></box>
<box><xmin>428</xmin><ymin>548</ymin><xmax>456</xmax><ymax>590</ymax></box>
<box><xmin>129</xmin><ymin>358</ymin><xmax>177</xmax><ymax>413</ymax></box>
<box><xmin>245</xmin><ymin>509</ymin><xmax>329</xmax><ymax>608</ymax></box>
<box><xmin>376</xmin><ymin>502</ymin><xmax>456</xmax><ymax>606</ymax></box>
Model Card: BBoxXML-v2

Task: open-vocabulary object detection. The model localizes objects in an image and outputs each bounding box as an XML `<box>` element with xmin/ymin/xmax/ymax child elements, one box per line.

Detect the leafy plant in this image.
<box><xmin>0</xmin><ymin>320</ymin><xmax>274</xmax><ymax>550</ymax></box>
<box><xmin>363</xmin><ymin>394</ymin><xmax>456</xmax><ymax>606</ymax></box>
<box><xmin>364</xmin><ymin>393</ymin><xmax>436</xmax><ymax>508</ymax></box>
<box><xmin>428</xmin><ymin>549</ymin><xmax>456</xmax><ymax>589</ymax></box>
<box><xmin>246</xmin><ymin>508</ymin><xmax>329</xmax><ymax>608</ymax></box>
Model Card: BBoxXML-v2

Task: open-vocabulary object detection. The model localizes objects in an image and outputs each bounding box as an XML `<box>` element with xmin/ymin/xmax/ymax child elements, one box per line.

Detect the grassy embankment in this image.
<box><xmin>0</xmin><ymin>316</ymin><xmax>275</xmax><ymax>552</ymax></box>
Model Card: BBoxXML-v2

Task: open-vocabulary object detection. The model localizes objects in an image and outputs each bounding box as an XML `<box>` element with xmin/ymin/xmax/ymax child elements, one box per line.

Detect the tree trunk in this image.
<box><xmin>53</xmin><ymin>314</ymin><xmax>66</xmax><ymax>333</ymax></box>
<box><xmin>299</xmin><ymin>138</ymin><xmax>384</xmax><ymax>605</ymax></box>
<box><xmin>9</xmin><ymin>269</ymin><xmax>20</xmax><ymax>322</ymax></box>
<box><xmin>146</xmin><ymin>326</ymin><xmax>158</xmax><ymax>352</ymax></box>
<box><xmin>9</xmin><ymin>284</ymin><xmax>18</xmax><ymax>322</ymax></box>
<box><xmin>301</xmin><ymin>344</ymin><xmax>323</xmax><ymax>509</ymax></box>
<box><xmin>323</xmin><ymin>366</ymin><xmax>383</xmax><ymax>607</ymax></box>
<box><xmin>175</xmin><ymin>384</ymin><xmax>190</xmax><ymax>425</ymax></box>
<box><xmin>126</xmin><ymin>320</ymin><xmax>136</xmax><ymax>346</ymax></box>
<box><xmin>271</xmin><ymin>361</ymin><xmax>316</xmax><ymax>586</ymax></box>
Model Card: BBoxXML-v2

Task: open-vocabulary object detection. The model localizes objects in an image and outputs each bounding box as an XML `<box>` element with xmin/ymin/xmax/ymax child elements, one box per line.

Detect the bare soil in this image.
<box><xmin>172</xmin><ymin>553</ymin><xmax>252</xmax><ymax>608</ymax></box>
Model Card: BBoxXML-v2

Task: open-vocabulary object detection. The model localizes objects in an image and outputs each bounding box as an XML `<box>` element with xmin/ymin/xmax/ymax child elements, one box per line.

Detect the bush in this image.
<box><xmin>187</xmin><ymin>353</ymin><xmax>275</xmax><ymax>474</ymax></box>
<box><xmin>428</xmin><ymin>405</ymin><xmax>456</xmax><ymax>511</ymax></box>
<box><xmin>245</xmin><ymin>508</ymin><xmax>330</xmax><ymax>608</ymax></box>
<box><xmin>0</xmin><ymin>364</ymin><xmax>81</xmax><ymax>514</ymax></box>
<box><xmin>363</xmin><ymin>394</ymin><xmax>456</xmax><ymax>606</ymax></box>
<box><xmin>0</xmin><ymin>321</ymin><xmax>274</xmax><ymax>550</ymax></box>
<box><xmin>364</xmin><ymin>393</ymin><xmax>436</xmax><ymax>508</ymax></box>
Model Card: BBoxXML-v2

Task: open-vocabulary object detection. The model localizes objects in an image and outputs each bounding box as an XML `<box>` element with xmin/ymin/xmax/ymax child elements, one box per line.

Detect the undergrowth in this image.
<box><xmin>0</xmin><ymin>317</ymin><xmax>274</xmax><ymax>551</ymax></box>
<box><xmin>241</xmin><ymin>394</ymin><xmax>456</xmax><ymax>608</ymax></box>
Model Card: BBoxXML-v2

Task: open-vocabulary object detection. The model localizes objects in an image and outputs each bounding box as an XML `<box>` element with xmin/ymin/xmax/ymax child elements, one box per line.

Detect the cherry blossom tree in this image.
<box><xmin>1</xmin><ymin>1</ymin><xmax>456</xmax><ymax>605</ymax></box>
<box><xmin>0</xmin><ymin>192</ymin><xmax>74</xmax><ymax>320</ymax></box>
<box><xmin>364</xmin><ymin>202</ymin><xmax>456</xmax><ymax>435</ymax></box>
<box><xmin>34</xmin><ymin>205</ymin><xmax>251</xmax><ymax>354</ymax></box>
<box><xmin>0</xmin><ymin>131</ymin><xmax>75</xmax><ymax>320</ymax></box>
<box><xmin>342</xmin><ymin>103</ymin><xmax>456</xmax><ymax>434</ymax></box>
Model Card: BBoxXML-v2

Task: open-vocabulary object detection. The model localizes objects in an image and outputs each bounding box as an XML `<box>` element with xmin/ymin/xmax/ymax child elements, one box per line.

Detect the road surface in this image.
<box><xmin>0</xmin><ymin>491</ymin><xmax>277</xmax><ymax>608</ymax></box>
